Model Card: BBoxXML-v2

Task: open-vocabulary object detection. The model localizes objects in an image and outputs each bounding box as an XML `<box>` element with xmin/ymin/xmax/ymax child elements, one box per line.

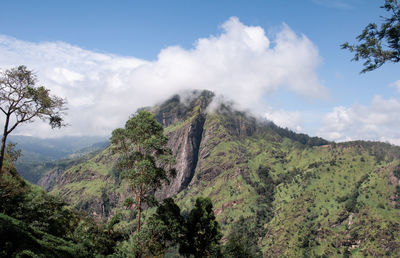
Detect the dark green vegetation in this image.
<box><xmin>118</xmin><ymin>197</ymin><xmax>221</xmax><ymax>257</ymax></box>
<box><xmin>0</xmin><ymin>156</ymin><xmax>119</xmax><ymax>257</ymax></box>
<box><xmin>1</xmin><ymin>142</ymin><xmax>222</xmax><ymax>257</ymax></box>
<box><xmin>342</xmin><ymin>0</ymin><xmax>400</xmax><ymax>73</ymax></box>
<box><xmin>4</xmin><ymin>90</ymin><xmax>400</xmax><ymax>257</ymax></box>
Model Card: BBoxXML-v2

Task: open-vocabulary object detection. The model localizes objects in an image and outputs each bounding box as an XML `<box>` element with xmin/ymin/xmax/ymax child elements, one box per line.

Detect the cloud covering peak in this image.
<box><xmin>0</xmin><ymin>17</ymin><xmax>325</xmax><ymax>137</ymax></box>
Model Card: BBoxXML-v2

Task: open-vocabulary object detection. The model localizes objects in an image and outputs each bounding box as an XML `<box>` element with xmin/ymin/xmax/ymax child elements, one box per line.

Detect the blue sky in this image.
<box><xmin>1</xmin><ymin>0</ymin><xmax>400</xmax><ymax>144</ymax></box>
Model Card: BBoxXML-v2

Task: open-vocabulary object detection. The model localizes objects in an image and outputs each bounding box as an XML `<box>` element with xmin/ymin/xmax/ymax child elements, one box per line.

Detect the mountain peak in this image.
<box><xmin>152</xmin><ymin>90</ymin><xmax>215</xmax><ymax>127</ymax></box>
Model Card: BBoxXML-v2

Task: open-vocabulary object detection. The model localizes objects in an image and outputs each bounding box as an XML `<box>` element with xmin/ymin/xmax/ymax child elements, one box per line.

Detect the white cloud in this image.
<box><xmin>319</xmin><ymin>96</ymin><xmax>400</xmax><ymax>145</ymax></box>
<box><xmin>0</xmin><ymin>17</ymin><xmax>326</xmax><ymax>137</ymax></box>
<box><xmin>264</xmin><ymin>108</ymin><xmax>304</xmax><ymax>132</ymax></box>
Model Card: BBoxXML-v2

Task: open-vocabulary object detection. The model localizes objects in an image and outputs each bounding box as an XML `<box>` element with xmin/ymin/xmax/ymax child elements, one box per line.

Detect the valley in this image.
<box><xmin>7</xmin><ymin>90</ymin><xmax>399</xmax><ymax>257</ymax></box>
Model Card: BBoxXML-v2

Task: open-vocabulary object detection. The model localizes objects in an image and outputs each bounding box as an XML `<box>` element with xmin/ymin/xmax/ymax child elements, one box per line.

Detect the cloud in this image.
<box><xmin>264</xmin><ymin>109</ymin><xmax>304</xmax><ymax>132</ymax></box>
<box><xmin>318</xmin><ymin>96</ymin><xmax>400</xmax><ymax>145</ymax></box>
<box><xmin>0</xmin><ymin>17</ymin><xmax>326</xmax><ymax>137</ymax></box>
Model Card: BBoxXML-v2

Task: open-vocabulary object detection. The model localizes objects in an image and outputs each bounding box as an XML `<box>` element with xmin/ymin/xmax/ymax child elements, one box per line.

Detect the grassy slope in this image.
<box><xmin>174</xmin><ymin>113</ymin><xmax>400</xmax><ymax>257</ymax></box>
<box><xmin>46</xmin><ymin>97</ymin><xmax>400</xmax><ymax>256</ymax></box>
<box><xmin>50</xmin><ymin>147</ymin><xmax>118</xmax><ymax>216</ymax></box>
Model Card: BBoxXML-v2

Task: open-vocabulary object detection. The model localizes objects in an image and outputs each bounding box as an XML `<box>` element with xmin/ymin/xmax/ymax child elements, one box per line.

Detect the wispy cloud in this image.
<box><xmin>0</xmin><ymin>17</ymin><xmax>326</xmax><ymax>137</ymax></box>
<box><xmin>264</xmin><ymin>108</ymin><xmax>304</xmax><ymax>132</ymax></box>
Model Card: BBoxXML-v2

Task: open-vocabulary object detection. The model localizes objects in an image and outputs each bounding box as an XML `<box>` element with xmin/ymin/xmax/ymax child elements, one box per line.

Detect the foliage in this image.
<box><xmin>118</xmin><ymin>198</ymin><xmax>184</xmax><ymax>257</ymax></box>
<box><xmin>223</xmin><ymin>235</ymin><xmax>262</xmax><ymax>258</ymax></box>
<box><xmin>5</xmin><ymin>142</ymin><xmax>22</xmax><ymax>163</ymax></box>
<box><xmin>111</xmin><ymin>110</ymin><xmax>176</xmax><ymax>233</ymax></box>
<box><xmin>70</xmin><ymin>216</ymin><xmax>118</xmax><ymax>255</ymax></box>
<box><xmin>0</xmin><ymin>213</ymin><xmax>87</xmax><ymax>258</ymax></box>
<box><xmin>0</xmin><ymin>174</ymin><xmax>27</xmax><ymax>215</ymax></box>
<box><xmin>34</xmin><ymin>90</ymin><xmax>400</xmax><ymax>256</ymax></box>
<box><xmin>223</xmin><ymin>217</ymin><xmax>262</xmax><ymax>258</ymax></box>
<box><xmin>179</xmin><ymin>197</ymin><xmax>222</xmax><ymax>257</ymax></box>
<box><xmin>342</xmin><ymin>0</ymin><xmax>400</xmax><ymax>72</ymax></box>
<box><xmin>0</xmin><ymin>65</ymin><xmax>67</xmax><ymax>174</ymax></box>
<box><xmin>0</xmin><ymin>167</ymin><xmax>118</xmax><ymax>257</ymax></box>
<box><xmin>116</xmin><ymin>197</ymin><xmax>221</xmax><ymax>258</ymax></box>
<box><xmin>147</xmin><ymin>198</ymin><xmax>184</xmax><ymax>254</ymax></box>
<box><xmin>394</xmin><ymin>166</ymin><xmax>400</xmax><ymax>179</ymax></box>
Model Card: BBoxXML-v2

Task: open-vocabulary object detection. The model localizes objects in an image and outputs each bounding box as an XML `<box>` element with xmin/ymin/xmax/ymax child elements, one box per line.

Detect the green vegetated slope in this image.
<box><xmin>48</xmin><ymin>90</ymin><xmax>400</xmax><ymax>256</ymax></box>
<box><xmin>0</xmin><ymin>156</ymin><xmax>118</xmax><ymax>257</ymax></box>
<box><xmin>177</xmin><ymin>123</ymin><xmax>400</xmax><ymax>257</ymax></box>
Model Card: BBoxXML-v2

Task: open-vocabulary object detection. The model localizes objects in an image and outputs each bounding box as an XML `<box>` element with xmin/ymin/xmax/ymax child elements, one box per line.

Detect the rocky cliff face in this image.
<box><xmin>155</xmin><ymin>90</ymin><xmax>263</xmax><ymax>198</ymax></box>
<box><xmin>38</xmin><ymin>168</ymin><xmax>64</xmax><ymax>191</ymax></box>
<box><xmin>157</xmin><ymin>113</ymin><xmax>205</xmax><ymax>198</ymax></box>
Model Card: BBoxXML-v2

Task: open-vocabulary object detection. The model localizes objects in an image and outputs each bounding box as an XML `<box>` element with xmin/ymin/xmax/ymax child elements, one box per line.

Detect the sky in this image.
<box><xmin>0</xmin><ymin>0</ymin><xmax>400</xmax><ymax>144</ymax></box>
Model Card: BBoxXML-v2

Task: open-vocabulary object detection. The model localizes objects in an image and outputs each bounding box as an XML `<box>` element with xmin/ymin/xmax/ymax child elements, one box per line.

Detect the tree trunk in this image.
<box><xmin>0</xmin><ymin>114</ymin><xmax>10</xmax><ymax>174</ymax></box>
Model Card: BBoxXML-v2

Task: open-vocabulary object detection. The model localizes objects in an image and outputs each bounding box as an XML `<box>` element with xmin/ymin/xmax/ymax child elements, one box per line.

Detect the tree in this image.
<box><xmin>116</xmin><ymin>197</ymin><xmax>221</xmax><ymax>257</ymax></box>
<box><xmin>342</xmin><ymin>0</ymin><xmax>400</xmax><ymax>72</ymax></box>
<box><xmin>223</xmin><ymin>216</ymin><xmax>263</xmax><ymax>258</ymax></box>
<box><xmin>0</xmin><ymin>66</ymin><xmax>67</xmax><ymax>173</ymax></box>
<box><xmin>179</xmin><ymin>197</ymin><xmax>222</xmax><ymax>257</ymax></box>
<box><xmin>110</xmin><ymin>110</ymin><xmax>175</xmax><ymax>233</ymax></box>
<box><xmin>223</xmin><ymin>233</ymin><xmax>262</xmax><ymax>258</ymax></box>
<box><xmin>146</xmin><ymin>198</ymin><xmax>184</xmax><ymax>255</ymax></box>
<box><xmin>121</xmin><ymin>198</ymin><xmax>184</xmax><ymax>256</ymax></box>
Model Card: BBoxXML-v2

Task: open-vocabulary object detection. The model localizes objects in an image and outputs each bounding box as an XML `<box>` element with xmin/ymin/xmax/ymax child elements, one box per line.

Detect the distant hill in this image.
<box><xmin>41</xmin><ymin>90</ymin><xmax>400</xmax><ymax>256</ymax></box>
<box><xmin>7</xmin><ymin>135</ymin><xmax>109</xmax><ymax>184</ymax></box>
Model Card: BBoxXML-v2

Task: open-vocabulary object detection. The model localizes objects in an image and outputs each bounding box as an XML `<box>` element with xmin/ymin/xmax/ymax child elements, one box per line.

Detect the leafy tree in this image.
<box><xmin>119</xmin><ymin>198</ymin><xmax>184</xmax><ymax>257</ymax></box>
<box><xmin>116</xmin><ymin>197</ymin><xmax>221</xmax><ymax>257</ymax></box>
<box><xmin>0</xmin><ymin>66</ymin><xmax>67</xmax><ymax>173</ymax></box>
<box><xmin>110</xmin><ymin>110</ymin><xmax>175</xmax><ymax>233</ymax></box>
<box><xmin>342</xmin><ymin>0</ymin><xmax>400</xmax><ymax>72</ymax></box>
<box><xmin>146</xmin><ymin>198</ymin><xmax>184</xmax><ymax>255</ymax></box>
<box><xmin>223</xmin><ymin>216</ymin><xmax>262</xmax><ymax>258</ymax></box>
<box><xmin>180</xmin><ymin>197</ymin><xmax>222</xmax><ymax>257</ymax></box>
<box><xmin>223</xmin><ymin>233</ymin><xmax>262</xmax><ymax>258</ymax></box>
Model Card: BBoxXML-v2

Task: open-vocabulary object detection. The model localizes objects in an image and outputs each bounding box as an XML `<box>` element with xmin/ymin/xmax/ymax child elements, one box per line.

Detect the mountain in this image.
<box><xmin>7</xmin><ymin>135</ymin><xmax>109</xmax><ymax>184</ymax></box>
<box><xmin>46</xmin><ymin>90</ymin><xmax>400</xmax><ymax>256</ymax></box>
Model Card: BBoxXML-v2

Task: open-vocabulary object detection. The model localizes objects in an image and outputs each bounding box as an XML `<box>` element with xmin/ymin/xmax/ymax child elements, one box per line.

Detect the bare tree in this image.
<box><xmin>0</xmin><ymin>66</ymin><xmax>67</xmax><ymax>173</ymax></box>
